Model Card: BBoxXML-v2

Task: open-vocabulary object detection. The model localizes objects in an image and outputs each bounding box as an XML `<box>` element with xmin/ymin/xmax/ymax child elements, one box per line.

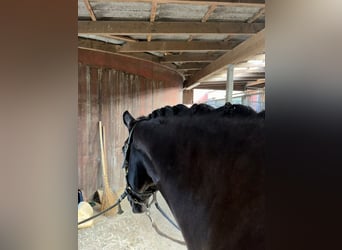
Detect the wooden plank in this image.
<box><xmin>185</xmin><ymin>29</ymin><xmax>265</xmax><ymax>88</ymax></box>
<box><xmin>78</xmin><ymin>21</ymin><xmax>264</xmax><ymax>35</ymax></box>
<box><xmin>83</xmin><ymin>0</ymin><xmax>97</xmax><ymax>21</ymax></box>
<box><xmin>201</xmin><ymin>4</ymin><xmax>217</xmax><ymax>22</ymax></box>
<box><xmin>161</xmin><ymin>53</ymin><xmax>221</xmax><ymax>63</ymax></box>
<box><xmin>118</xmin><ymin>40</ymin><xmax>239</xmax><ymax>52</ymax></box>
<box><xmin>91</xmin><ymin>0</ymin><xmax>265</xmax><ymax>7</ymax></box>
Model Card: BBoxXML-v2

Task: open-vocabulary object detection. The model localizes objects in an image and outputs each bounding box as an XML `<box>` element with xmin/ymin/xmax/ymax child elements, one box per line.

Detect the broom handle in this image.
<box><xmin>99</xmin><ymin>121</ymin><xmax>110</xmax><ymax>190</ymax></box>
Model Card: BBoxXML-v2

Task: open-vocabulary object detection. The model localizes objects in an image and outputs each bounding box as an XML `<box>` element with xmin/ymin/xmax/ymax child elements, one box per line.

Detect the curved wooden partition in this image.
<box><xmin>78</xmin><ymin>48</ymin><xmax>183</xmax><ymax>199</ymax></box>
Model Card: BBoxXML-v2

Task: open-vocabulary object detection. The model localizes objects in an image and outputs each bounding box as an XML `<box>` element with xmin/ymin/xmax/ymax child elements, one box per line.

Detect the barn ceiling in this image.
<box><xmin>78</xmin><ymin>0</ymin><xmax>265</xmax><ymax>91</ymax></box>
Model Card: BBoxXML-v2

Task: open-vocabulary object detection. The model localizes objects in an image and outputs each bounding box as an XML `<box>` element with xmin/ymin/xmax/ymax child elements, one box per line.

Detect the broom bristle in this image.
<box><xmin>100</xmin><ymin>188</ymin><xmax>119</xmax><ymax>216</ymax></box>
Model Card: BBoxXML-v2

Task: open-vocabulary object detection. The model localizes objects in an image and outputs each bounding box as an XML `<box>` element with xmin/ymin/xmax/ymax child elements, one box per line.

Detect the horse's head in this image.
<box><xmin>122</xmin><ymin>111</ymin><xmax>158</xmax><ymax>213</ymax></box>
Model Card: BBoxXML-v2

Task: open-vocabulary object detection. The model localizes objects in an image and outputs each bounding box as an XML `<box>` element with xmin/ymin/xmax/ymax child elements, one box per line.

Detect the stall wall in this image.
<box><xmin>78</xmin><ymin>49</ymin><xmax>183</xmax><ymax>199</ymax></box>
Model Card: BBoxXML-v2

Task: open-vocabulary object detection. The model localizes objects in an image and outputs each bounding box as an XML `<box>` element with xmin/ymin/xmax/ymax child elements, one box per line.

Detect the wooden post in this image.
<box><xmin>183</xmin><ymin>89</ymin><xmax>194</xmax><ymax>105</ymax></box>
<box><xmin>225</xmin><ymin>64</ymin><xmax>234</xmax><ymax>103</ymax></box>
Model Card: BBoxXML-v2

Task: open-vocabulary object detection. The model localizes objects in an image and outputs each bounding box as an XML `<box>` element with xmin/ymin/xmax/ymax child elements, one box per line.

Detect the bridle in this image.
<box><xmin>122</xmin><ymin>121</ymin><xmax>157</xmax><ymax>208</ymax></box>
<box><xmin>79</xmin><ymin>119</ymin><xmax>184</xmax><ymax>245</ymax></box>
<box><xmin>121</xmin><ymin>121</ymin><xmax>181</xmax><ymax>232</ymax></box>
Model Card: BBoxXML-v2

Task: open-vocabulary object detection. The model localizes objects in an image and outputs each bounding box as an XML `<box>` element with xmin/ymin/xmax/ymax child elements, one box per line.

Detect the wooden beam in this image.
<box><xmin>120</xmin><ymin>53</ymin><xmax>161</xmax><ymax>63</ymax></box>
<box><xmin>78</xmin><ymin>21</ymin><xmax>264</xmax><ymax>35</ymax></box>
<box><xmin>177</xmin><ymin>62</ymin><xmax>209</xmax><ymax>70</ymax></box>
<box><xmin>201</xmin><ymin>4</ymin><xmax>217</xmax><ymax>22</ymax></box>
<box><xmin>83</xmin><ymin>0</ymin><xmax>97</xmax><ymax>21</ymax></box>
<box><xmin>78</xmin><ymin>38</ymin><xmax>160</xmax><ymax>62</ymax></box>
<box><xmin>118</xmin><ymin>40</ymin><xmax>239</xmax><ymax>52</ymax></box>
<box><xmin>246</xmin><ymin>78</ymin><xmax>265</xmax><ymax>87</ymax></box>
<box><xmin>78</xmin><ymin>38</ymin><xmax>120</xmax><ymax>52</ymax></box>
<box><xmin>182</xmin><ymin>70</ymin><xmax>201</xmax><ymax>76</ymax></box>
<box><xmin>247</xmin><ymin>7</ymin><xmax>265</xmax><ymax>23</ymax></box>
<box><xmin>185</xmin><ymin>29</ymin><xmax>265</xmax><ymax>88</ymax></box>
<box><xmin>91</xmin><ymin>1</ymin><xmax>265</xmax><ymax>8</ymax></box>
<box><xmin>162</xmin><ymin>63</ymin><xmax>178</xmax><ymax>69</ymax></box>
<box><xmin>161</xmin><ymin>53</ymin><xmax>222</xmax><ymax>63</ymax></box>
<box><xmin>194</xmin><ymin>81</ymin><xmax>246</xmax><ymax>91</ymax></box>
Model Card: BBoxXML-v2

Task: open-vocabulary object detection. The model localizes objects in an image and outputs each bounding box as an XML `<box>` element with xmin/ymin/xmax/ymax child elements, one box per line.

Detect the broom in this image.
<box><xmin>99</xmin><ymin>121</ymin><xmax>118</xmax><ymax>216</ymax></box>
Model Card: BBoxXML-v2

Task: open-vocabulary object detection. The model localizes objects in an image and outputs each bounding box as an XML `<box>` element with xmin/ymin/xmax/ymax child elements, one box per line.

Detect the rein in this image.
<box><xmin>145</xmin><ymin>193</ymin><xmax>186</xmax><ymax>245</ymax></box>
<box><xmin>77</xmin><ymin>191</ymin><xmax>127</xmax><ymax>225</ymax></box>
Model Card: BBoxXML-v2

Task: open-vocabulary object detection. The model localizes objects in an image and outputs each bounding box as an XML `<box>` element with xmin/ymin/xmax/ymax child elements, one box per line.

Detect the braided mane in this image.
<box><xmin>137</xmin><ymin>103</ymin><xmax>264</xmax><ymax>121</ymax></box>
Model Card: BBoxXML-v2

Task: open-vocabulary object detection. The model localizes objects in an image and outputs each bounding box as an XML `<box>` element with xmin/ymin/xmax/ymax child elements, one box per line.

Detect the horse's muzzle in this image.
<box><xmin>127</xmin><ymin>195</ymin><xmax>147</xmax><ymax>213</ymax></box>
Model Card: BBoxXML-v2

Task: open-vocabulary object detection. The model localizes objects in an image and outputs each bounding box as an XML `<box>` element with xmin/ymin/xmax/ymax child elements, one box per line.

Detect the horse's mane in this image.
<box><xmin>137</xmin><ymin>103</ymin><xmax>265</xmax><ymax>121</ymax></box>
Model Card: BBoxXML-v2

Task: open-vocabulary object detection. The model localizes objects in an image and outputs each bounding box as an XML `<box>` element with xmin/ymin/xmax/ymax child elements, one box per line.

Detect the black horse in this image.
<box><xmin>122</xmin><ymin>103</ymin><xmax>265</xmax><ymax>250</ymax></box>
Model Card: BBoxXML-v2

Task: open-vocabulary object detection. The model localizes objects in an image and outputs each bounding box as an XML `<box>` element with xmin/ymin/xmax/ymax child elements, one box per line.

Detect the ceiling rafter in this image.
<box><xmin>78</xmin><ymin>21</ymin><xmax>264</xmax><ymax>35</ymax></box>
<box><xmin>118</xmin><ymin>40</ymin><xmax>239</xmax><ymax>52</ymax></box>
<box><xmin>177</xmin><ymin>62</ymin><xmax>209</xmax><ymax>70</ymax></box>
<box><xmin>150</xmin><ymin>0</ymin><xmax>158</xmax><ymax>22</ymax></box>
<box><xmin>78</xmin><ymin>1</ymin><xmax>266</xmax><ymax>85</ymax></box>
<box><xmin>83</xmin><ymin>0</ymin><xmax>97</xmax><ymax>21</ymax></box>
<box><xmin>185</xmin><ymin>28</ymin><xmax>265</xmax><ymax>88</ymax></box>
<box><xmin>161</xmin><ymin>53</ymin><xmax>222</xmax><ymax>63</ymax></box>
<box><xmin>91</xmin><ymin>0</ymin><xmax>265</xmax><ymax>8</ymax></box>
<box><xmin>147</xmin><ymin>0</ymin><xmax>158</xmax><ymax>42</ymax></box>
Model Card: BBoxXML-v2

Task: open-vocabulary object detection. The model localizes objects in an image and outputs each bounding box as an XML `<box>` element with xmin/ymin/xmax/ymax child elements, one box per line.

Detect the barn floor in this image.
<box><xmin>78</xmin><ymin>192</ymin><xmax>187</xmax><ymax>250</ymax></box>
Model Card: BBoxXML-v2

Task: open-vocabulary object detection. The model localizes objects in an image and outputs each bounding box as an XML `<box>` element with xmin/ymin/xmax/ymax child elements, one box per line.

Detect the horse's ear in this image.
<box><xmin>123</xmin><ymin>111</ymin><xmax>136</xmax><ymax>129</ymax></box>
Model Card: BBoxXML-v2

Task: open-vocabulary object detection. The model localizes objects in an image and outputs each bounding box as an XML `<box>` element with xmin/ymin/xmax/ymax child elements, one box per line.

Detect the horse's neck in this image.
<box><xmin>140</xmin><ymin>120</ymin><xmax>264</xmax><ymax>250</ymax></box>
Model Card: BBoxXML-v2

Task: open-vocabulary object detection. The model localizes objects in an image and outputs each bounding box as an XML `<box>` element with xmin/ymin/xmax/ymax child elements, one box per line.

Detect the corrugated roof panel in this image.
<box><xmin>157</xmin><ymin>3</ymin><xmax>208</xmax><ymax>21</ymax></box>
<box><xmin>193</xmin><ymin>34</ymin><xmax>229</xmax><ymax>41</ymax></box>
<box><xmin>208</xmin><ymin>6</ymin><xmax>262</xmax><ymax>22</ymax></box>
<box><xmin>91</xmin><ymin>2</ymin><xmax>151</xmax><ymax>20</ymax></box>
<box><xmin>78</xmin><ymin>0</ymin><xmax>90</xmax><ymax>18</ymax></box>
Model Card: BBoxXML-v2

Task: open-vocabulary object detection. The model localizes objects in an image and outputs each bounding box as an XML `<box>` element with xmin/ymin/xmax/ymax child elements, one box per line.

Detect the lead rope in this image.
<box><xmin>145</xmin><ymin>193</ymin><xmax>186</xmax><ymax>246</ymax></box>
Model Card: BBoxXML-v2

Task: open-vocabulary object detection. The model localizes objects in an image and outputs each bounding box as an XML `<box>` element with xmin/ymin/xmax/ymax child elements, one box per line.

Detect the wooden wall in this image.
<box><xmin>78</xmin><ymin>49</ymin><xmax>183</xmax><ymax>199</ymax></box>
